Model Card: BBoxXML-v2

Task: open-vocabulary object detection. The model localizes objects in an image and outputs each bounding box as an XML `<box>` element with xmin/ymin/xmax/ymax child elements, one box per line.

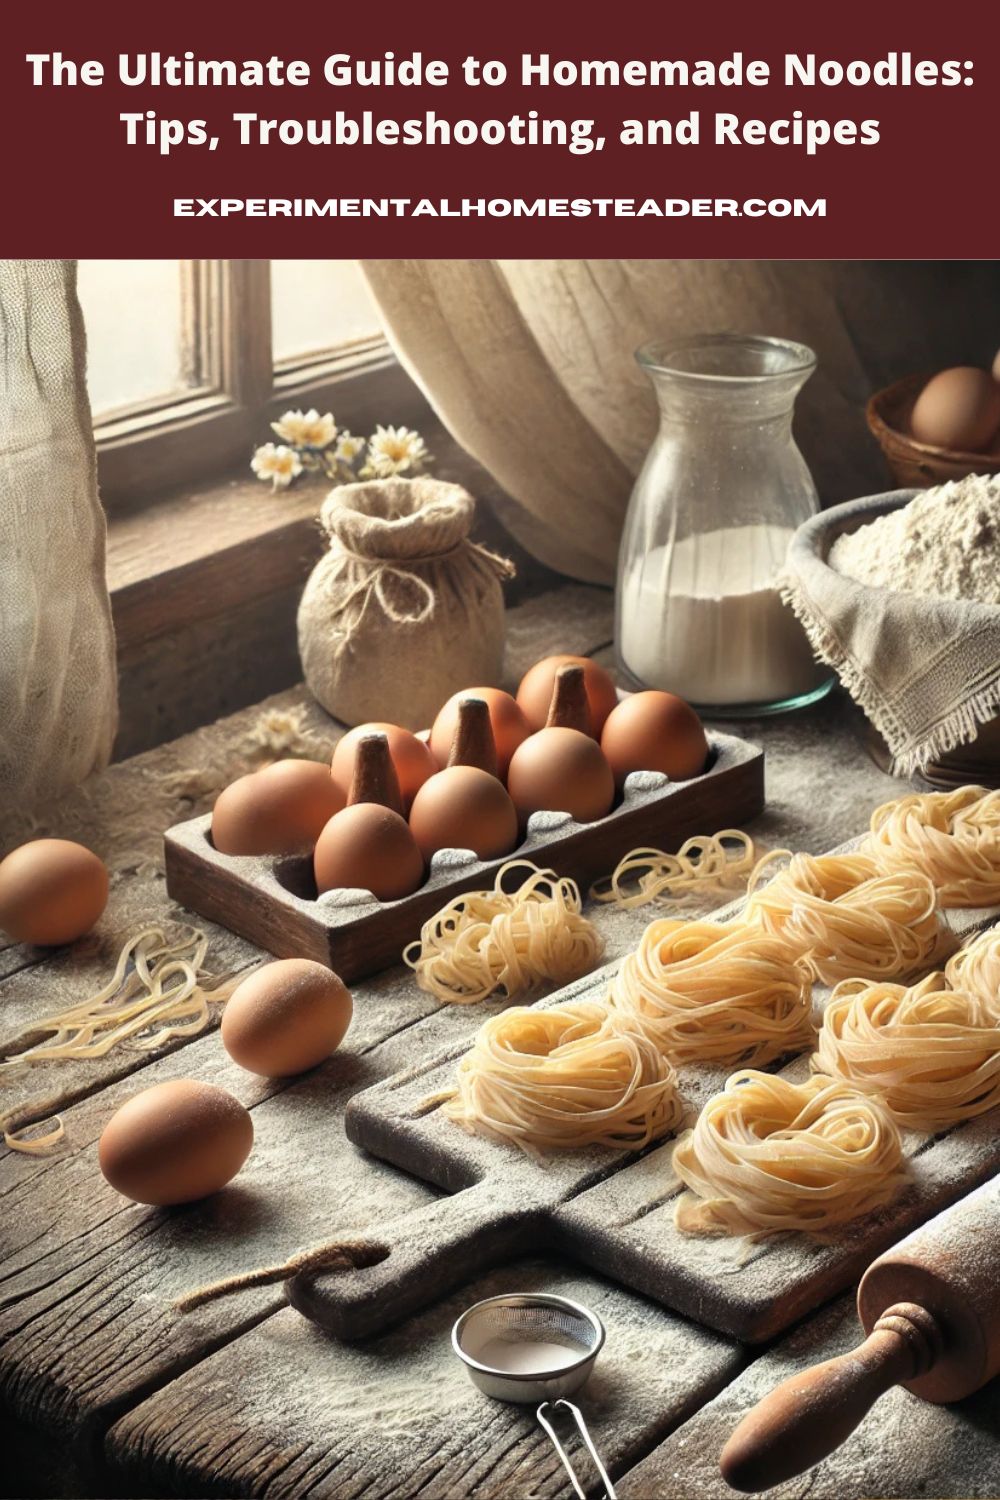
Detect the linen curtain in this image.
<box><xmin>359</xmin><ymin>260</ymin><xmax>1000</xmax><ymax>585</ymax></box>
<box><xmin>0</xmin><ymin>259</ymin><xmax>117</xmax><ymax>816</ymax></box>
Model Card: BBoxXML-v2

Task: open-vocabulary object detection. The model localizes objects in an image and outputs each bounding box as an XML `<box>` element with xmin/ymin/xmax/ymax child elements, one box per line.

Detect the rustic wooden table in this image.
<box><xmin>1</xmin><ymin>584</ymin><xmax>998</xmax><ymax>1500</ymax></box>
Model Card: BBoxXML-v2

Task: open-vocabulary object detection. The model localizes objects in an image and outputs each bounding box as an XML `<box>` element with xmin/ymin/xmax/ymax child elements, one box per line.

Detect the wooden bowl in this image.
<box><xmin>867</xmin><ymin>373</ymin><xmax>1000</xmax><ymax>489</ymax></box>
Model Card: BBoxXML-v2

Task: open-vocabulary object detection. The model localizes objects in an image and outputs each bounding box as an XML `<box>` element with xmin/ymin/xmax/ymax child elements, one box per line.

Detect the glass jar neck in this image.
<box><xmin>636</xmin><ymin>332</ymin><xmax>816</xmax><ymax>430</ymax></box>
<box><xmin>646</xmin><ymin>366</ymin><xmax>809</xmax><ymax>428</ymax></box>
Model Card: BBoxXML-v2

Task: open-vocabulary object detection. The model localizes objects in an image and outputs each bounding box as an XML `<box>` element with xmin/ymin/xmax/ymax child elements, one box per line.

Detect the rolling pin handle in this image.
<box><xmin>719</xmin><ymin>1303</ymin><xmax>942</xmax><ymax>1494</ymax></box>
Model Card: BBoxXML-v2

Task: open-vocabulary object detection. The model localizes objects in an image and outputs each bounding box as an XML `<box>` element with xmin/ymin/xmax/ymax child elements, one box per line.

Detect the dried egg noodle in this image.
<box><xmin>608</xmin><ymin>918</ymin><xmax>814</xmax><ymax>1067</ymax></box>
<box><xmin>3</xmin><ymin>1115</ymin><xmax>66</xmax><ymax>1156</ymax></box>
<box><xmin>404</xmin><ymin>861</ymin><xmax>603</xmax><ymax>1005</ymax></box>
<box><xmin>441</xmin><ymin>999</ymin><xmax>682</xmax><ymax>1159</ymax></box>
<box><xmin>814</xmin><ymin>972</ymin><xmax>1000</xmax><ymax>1132</ymax></box>
<box><xmin>591</xmin><ymin>831</ymin><xmax>755</xmax><ymax>911</ymax></box>
<box><xmin>744</xmin><ymin>850</ymin><xmax>942</xmax><ymax>986</ymax></box>
<box><xmin>866</xmin><ymin>787</ymin><xmax>1000</xmax><ymax>907</ymax></box>
<box><xmin>946</xmin><ymin>925</ymin><xmax>1000</xmax><ymax>1018</ymax></box>
<box><xmin>673</xmin><ymin>1070</ymin><xmax>905</xmax><ymax>1237</ymax></box>
<box><xmin>0</xmin><ymin>925</ymin><xmax>236</xmax><ymax>1068</ymax></box>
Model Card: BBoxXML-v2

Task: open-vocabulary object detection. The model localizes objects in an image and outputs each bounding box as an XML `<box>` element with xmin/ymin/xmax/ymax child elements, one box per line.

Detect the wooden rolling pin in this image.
<box><xmin>720</xmin><ymin>1174</ymin><xmax>1000</xmax><ymax>1493</ymax></box>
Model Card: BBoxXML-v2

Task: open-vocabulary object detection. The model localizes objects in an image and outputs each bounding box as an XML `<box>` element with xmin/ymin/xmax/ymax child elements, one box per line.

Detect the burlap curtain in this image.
<box><xmin>359</xmin><ymin>260</ymin><xmax>1000</xmax><ymax>585</ymax></box>
<box><xmin>0</xmin><ymin>260</ymin><xmax>117</xmax><ymax>816</ymax></box>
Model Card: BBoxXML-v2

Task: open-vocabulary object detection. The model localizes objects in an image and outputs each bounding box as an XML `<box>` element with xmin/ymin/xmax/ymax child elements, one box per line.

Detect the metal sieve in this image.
<box><xmin>452</xmin><ymin>1292</ymin><xmax>616</xmax><ymax>1498</ymax></box>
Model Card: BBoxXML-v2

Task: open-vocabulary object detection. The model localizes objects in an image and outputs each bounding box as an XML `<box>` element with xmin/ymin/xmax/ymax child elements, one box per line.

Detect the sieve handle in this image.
<box><xmin>286</xmin><ymin>1180</ymin><xmax>545</xmax><ymax>1340</ymax></box>
<box><xmin>537</xmin><ymin>1400</ymin><xmax>617</xmax><ymax>1500</ymax></box>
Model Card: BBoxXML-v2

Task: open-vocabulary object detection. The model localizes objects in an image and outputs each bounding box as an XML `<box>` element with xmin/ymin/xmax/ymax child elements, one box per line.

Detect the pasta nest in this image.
<box><xmin>673</xmin><ymin>1069</ymin><xmax>905</xmax><ymax>1236</ymax></box>
<box><xmin>744</xmin><ymin>849</ymin><xmax>942</xmax><ymax>986</ymax></box>
<box><xmin>866</xmin><ymin>786</ymin><xmax>1000</xmax><ymax>908</ymax></box>
<box><xmin>405</xmin><ymin>860</ymin><xmax>604</xmax><ymax>1005</ymax></box>
<box><xmin>814</xmin><ymin>972</ymin><xmax>1000</xmax><ymax>1132</ymax></box>
<box><xmin>945</xmin><ymin>924</ymin><xmax>1000</xmax><ymax>1019</ymax></box>
<box><xmin>442</xmin><ymin>999</ymin><xmax>683</xmax><ymax>1159</ymax></box>
<box><xmin>608</xmin><ymin>918</ymin><xmax>814</xmax><ymax>1067</ymax></box>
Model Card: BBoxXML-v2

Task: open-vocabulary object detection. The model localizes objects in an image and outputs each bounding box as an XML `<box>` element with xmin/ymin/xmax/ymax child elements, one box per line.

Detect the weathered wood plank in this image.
<box><xmin>105</xmin><ymin>1258</ymin><xmax>742</xmax><ymax>1500</ymax></box>
<box><xmin>616</xmin><ymin>1294</ymin><xmax>1000</xmax><ymax>1500</ymax></box>
<box><xmin>0</xmin><ymin>968</ymin><xmax>452</xmax><ymax>1491</ymax></box>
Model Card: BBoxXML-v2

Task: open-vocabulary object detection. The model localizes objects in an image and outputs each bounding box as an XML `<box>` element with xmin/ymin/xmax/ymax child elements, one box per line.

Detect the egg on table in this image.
<box><xmin>222</xmin><ymin>959</ymin><xmax>353</xmax><ymax>1077</ymax></box>
<box><xmin>506</xmin><ymin>727</ymin><xmax>616</xmax><ymax>824</ymax></box>
<box><xmin>600</xmin><ymin>691</ymin><xmax>708</xmax><ymax>786</ymax></box>
<box><xmin>910</xmin><ymin>367</ymin><xmax>1000</xmax><ymax>453</ymax></box>
<box><xmin>331</xmin><ymin>723</ymin><xmax>436</xmax><ymax>811</ymax></box>
<box><xmin>516</xmin><ymin>655</ymin><xmax>619</xmax><ymax>737</ymax></box>
<box><xmin>98</xmin><ymin>1079</ymin><xmax>253</xmax><ymax>1206</ymax></box>
<box><xmin>408</xmin><ymin>766</ymin><xmax>520</xmax><ymax>860</ymax></box>
<box><xmin>212</xmin><ymin>759</ymin><xmax>344</xmax><ymax>856</ymax></box>
<box><xmin>0</xmin><ymin>838</ymin><xmax>109</xmax><ymax>945</ymax></box>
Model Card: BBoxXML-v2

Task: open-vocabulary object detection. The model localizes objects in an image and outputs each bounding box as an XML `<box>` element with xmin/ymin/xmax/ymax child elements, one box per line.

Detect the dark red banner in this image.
<box><xmin>3</xmin><ymin>0</ymin><xmax>997</xmax><ymax>256</ymax></box>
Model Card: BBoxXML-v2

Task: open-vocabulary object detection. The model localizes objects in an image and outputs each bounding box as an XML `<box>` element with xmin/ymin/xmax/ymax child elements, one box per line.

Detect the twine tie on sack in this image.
<box><xmin>328</xmin><ymin>541</ymin><xmax>514</xmax><ymax>648</ymax></box>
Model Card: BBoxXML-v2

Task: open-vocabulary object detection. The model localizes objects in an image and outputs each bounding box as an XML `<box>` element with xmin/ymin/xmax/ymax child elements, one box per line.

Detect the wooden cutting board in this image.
<box><xmin>163</xmin><ymin>730</ymin><xmax>764</xmax><ymax>980</ymax></box>
<box><xmin>292</xmin><ymin>900</ymin><xmax>1000</xmax><ymax>1345</ymax></box>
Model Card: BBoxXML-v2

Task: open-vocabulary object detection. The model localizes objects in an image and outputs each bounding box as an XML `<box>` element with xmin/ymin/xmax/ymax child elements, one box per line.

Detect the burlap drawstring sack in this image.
<box><xmin>0</xmin><ymin>260</ymin><xmax>117</xmax><ymax>820</ymax></box>
<box><xmin>297</xmin><ymin>478</ymin><xmax>514</xmax><ymax>729</ymax></box>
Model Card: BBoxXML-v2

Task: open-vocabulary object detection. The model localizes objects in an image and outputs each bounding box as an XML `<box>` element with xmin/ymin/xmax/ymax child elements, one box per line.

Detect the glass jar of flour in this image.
<box><xmin>615</xmin><ymin>333</ymin><xmax>833</xmax><ymax>715</ymax></box>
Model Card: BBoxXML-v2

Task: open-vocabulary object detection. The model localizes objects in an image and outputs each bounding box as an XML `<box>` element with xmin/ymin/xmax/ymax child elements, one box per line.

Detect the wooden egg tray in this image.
<box><xmin>164</xmin><ymin>730</ymin><xmax>764</xmax><ymax>981</ymax></box>
<box><xmin>291</xmin><ymin>894</ymin><xmax>1000</xmax><ymax>1347</ymax></box>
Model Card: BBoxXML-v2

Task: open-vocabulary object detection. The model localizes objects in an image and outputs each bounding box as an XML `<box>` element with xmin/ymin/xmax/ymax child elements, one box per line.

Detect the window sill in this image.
<box><xmin>108</xmin><ymin>473</ymin><xmax>324</xmax><ymax>652</ymax></box>
<box><xmin>106</xmin><ymin>419</ymin><xmax>558</xmax><ymax>761</ymax></box>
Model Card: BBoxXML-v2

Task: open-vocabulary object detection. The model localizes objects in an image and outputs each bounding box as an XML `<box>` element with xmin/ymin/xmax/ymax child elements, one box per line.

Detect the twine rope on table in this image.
<box><xmin>174</xmin><ymin>1236</ymin><xmax>388</xmax><ymax>1312</ymax></box>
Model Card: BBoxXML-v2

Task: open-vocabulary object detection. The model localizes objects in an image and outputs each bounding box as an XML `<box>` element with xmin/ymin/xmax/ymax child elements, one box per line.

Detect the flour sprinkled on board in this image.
<box><xmin>830</xmin><ymin>473</ymin><xmax>1000</xmax><ymax>603</ymax></box>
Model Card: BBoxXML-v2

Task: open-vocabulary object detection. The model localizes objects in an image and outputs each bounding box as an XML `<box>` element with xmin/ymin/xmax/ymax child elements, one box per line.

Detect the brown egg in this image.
<box><xmin>314</xmin><ymin>803</ymin><xmax>424</xmax><ymax>900</ymax></box>
<box><xmin>222</xmin><ymin>959</ymin><xmax>353</xmax><ymax>1078</ymax></box>
<box><xmin>98</xmin><ymin>1079</ymin><xmax>253</xmax><ymax>1206</ymax></box>
<box><xmin>506</xmin><ymin>728</ymin><xmax>615</xmax><ymax>824</ymax></box>
<box><xmin>910</xmin><ymin>368</ymin><xmax>1000</xmax><ymax>452</ymax></box>
<box><xmin>331</xmin><ymin>723</ymin><xmax>436</xmax><ymax>811</ymax></box>
<box><xmin>212</xmin><ymin>760</ymin><xmax>344</xmax><ymax>857</ymax></box>
<box><xmin>993</xmin><ymin>348</ymin><xmax>1000</xmax><ymax>384</ymax></box>
<box><xmin>516</xmin><ymin>656</ymin><xmax>619</xmax><ymax>736</ymax></box>
<box><xmin>0</xmin><ymin>839</ymin><xmax>108</xmax><ymax>946</ymax></box>
<box><xmin>429</xmin><ymin>689</ymin><xmax>530</xmax><ymax>777</ymax></box>
<box><xmin>600</xmin><ymin>692</ymin><xmax>708</xmax><ymax>787</ymax></box>
<box><xmin>408</xmin><ymin>767</ymin><xmax>520</xmax><ymax>861</ymax></box>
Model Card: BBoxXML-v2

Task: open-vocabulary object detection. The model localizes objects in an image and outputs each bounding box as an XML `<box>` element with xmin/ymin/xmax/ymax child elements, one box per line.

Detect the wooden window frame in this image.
<box><xmin>95</xmin><ymin>259</ymin><xmax>405</xmax><ymax>510</ymax></box>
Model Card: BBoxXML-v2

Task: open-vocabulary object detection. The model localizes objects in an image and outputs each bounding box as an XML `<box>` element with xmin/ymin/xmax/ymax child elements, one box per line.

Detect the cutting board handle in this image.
<box><xmin>286</xmin><ymin>1180</ymin><xmax>545</xmax><ymax>1339</ymax></box>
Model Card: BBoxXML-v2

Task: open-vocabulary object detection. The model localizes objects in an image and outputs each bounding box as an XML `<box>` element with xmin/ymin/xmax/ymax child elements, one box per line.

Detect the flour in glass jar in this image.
<box><xmin>618</xmin><ymin>524</ymin><xmax>826</xmax><ymax>708</ymax></box>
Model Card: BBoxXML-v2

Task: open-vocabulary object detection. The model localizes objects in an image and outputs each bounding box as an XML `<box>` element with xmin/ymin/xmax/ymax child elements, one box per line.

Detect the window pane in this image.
<box><xmin>271</xmin><ymin>260</ymin><xmax>380</xmax><ymax>363</ymax></box>
<box><xmin>78</xmin><ymin>260</ymin><xmax>190</xmax><ymax>419</ymax></box>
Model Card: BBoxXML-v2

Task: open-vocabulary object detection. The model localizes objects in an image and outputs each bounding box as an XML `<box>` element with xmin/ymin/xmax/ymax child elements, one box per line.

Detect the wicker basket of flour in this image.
<box><xmin>785</xmin><ymin>473</ymin><xmax>1000</xmax><ymax>786</ymax></box>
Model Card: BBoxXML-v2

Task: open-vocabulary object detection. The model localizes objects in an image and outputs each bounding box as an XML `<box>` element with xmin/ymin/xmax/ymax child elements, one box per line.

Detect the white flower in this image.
<box><xmin>364</xmin><ymin>424</ymin><xmax>430</xmax><ymax>476</ymax></box>
<box><xmin>251</xmin><ymin>443</ymin><xmax>303</xmax><ymax>490</ymax></box>
<box><xmin>335</xmin><ymin>430</ymin><xmax>365</xmax><ymax>464</ymax></box>
<box><xmin>271</xmin><ymin>408</ymin><xmax>338</xmax><ymax>448</ymax></box>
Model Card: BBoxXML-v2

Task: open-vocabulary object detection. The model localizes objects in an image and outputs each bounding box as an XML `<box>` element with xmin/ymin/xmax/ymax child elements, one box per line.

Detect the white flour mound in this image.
<box><xmin>830</xmin><ymin>473</ymin><xmax>1000</xmax><ymax>604</ymax></box>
